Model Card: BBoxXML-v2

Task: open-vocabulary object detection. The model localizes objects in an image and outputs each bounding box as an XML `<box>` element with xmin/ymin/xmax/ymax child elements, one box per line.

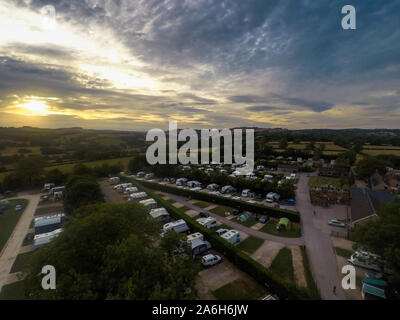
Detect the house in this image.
<box><xmin>277</xmin><ymin>164</ymin><xmax>298</xmax><ymax>173</ymax></box>
<box><xmin>139</xmin><ymin>198</ymin><xmax>158</xmax><ymax>210</ymax></box>
<box><xmin>350</xmin><ymin>188</ymin><xmax>396</xmax><ymax>225</ymax></box>
<box><xmin>319</xmin><ymin>166</ymin><xmax>349</xmax><ymax>177</ymax></box>
<box><xmin>149</xmin><ymin>208</ymin><xmax>170</xmax><ymax>222</ymax></box>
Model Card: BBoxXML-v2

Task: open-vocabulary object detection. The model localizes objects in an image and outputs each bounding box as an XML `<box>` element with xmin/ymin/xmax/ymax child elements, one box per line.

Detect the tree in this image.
<box><xmin>279</xmin><ymin>138</ymin><xmax>288</xmax><ymax>149</ymax></box>
<box><xmin>15</xmin><ymin>155</ymin><xmax>46</xmax><ymax>187</ymax></box>
<box><xmin>23</xmin><ymin>202</ymin><xmax>199</xmax><ymax>299</ymax></box>
<box><xmin>353</xmin><ymin>198</ymin><xmax>400</xmax><ymax>294</ymax></box>
<box><xmin>355</xmin><ymin>156</ymin><xmax>388</xmax><ymax>178</ymax></box>
<box><xmin>63</xmin><ymin>175</ymin><xmax>104</xmax><ymax>214</ymax></box>
<box><xmin>45</xmin><ymin>168</ymin><xmax>66</xmax><ymax>185</ymax></box>
<box><xmin>128</xmin><ymin>154</ymin><xmax>148</xmax><ymax>173</ymax></box>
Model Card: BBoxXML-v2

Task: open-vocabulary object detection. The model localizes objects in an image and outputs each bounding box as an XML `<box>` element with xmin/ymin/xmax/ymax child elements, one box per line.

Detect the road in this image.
<box><xmin>296</xmin><ymin>174</ymin><xmax>346</xmax><ymax>300</ymax></box>
<box><xmin>0</xmin><ymin>194</ymin><xmax>40</xmax><ymax>293</ymax></box>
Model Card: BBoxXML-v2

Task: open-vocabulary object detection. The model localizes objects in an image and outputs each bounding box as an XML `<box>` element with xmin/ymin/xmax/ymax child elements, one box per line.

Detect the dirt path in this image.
<box><xmin>0</xmin><ymin>194</ymin><xmax>40</xmax><ymax>293</ymax></box>
<box><xmin>290</xmin><ymin>246</ymin><xmax>307</xmax><ymax>287</ymax></box>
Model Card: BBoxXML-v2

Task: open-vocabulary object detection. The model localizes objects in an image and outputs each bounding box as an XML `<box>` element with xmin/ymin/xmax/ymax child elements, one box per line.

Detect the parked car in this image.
<box><xmin>199</xmin><ymin>211</ymin><xmax>210</xmax><ymax>218</ymax></box>
<box><xmin>328</xmin><ymin>219</ymin><xmax>346</xmax><ymax>228</ymax></box>
<box><xmin>259</xmin><ymin>215</ymin><xmax>269</xmax><ymax>224</ymax></box>
<box><xmin>201</xmin><ymin>254</ymin><xmax>222</xmax><ymax>267</ymax></box>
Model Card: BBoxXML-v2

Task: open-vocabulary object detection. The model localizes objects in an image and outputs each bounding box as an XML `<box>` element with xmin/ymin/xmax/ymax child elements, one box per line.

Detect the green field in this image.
<box><xmin>335</xmin><ymin>247</ymin><xmax>353</xmax><ymax>259</ymax></box>
<box><xmin>212</xmin><ymin>278</ymin><xmax>265</xmax><ymax>300</ymax></box>
<box><xmin>308</xmin><ymin>175</ymin><xmax>348</xmax><ymax>190</ymax></box>
<box><xmin>363</xmin><ymin>149</ymin><xmax>400</xmax><ymax>156</ymax></box>
<box><xmin>260</xmin><ymin>218</ymin><xmax>301</xmax><ymax>238</ymax></box>
<box><xmin>209</xmin><ymin>205</ymin><xmax>234</xmax><ymax>217</ymax></box>
<box><xmin>35</xmin><ymin>205</ymin><xmax>63</xmax><ymax>216</ymax></box>
<box><xmin>0</xmin><ymin>280</ymin><xmax>26</xmax><ymax>300</ymax></box>
<box><xmin>270</xmin><ymin>247</ymin><xmax>295</xmax><ymax>283</ymax></box>
<box><xmin>236</xmin><ymin>236</ymin><xmax>264</xmax><ymax>254</ymax></box>
<box><xmin>10</xmin><ymin>251</ymin><xmax>36</xmax><ymax>273</ymax></box>
<box><xmin>192</xmin><ymin>201</ymin><xmax>212</xmax><ymax>209</ymax></box>
<box><xmin>0</xmin><ymin>199</ymin><xmax>28</xmax><ymax>253</ymax></box>
<box><xmin>300</xmin><ymin>247</ymin><xmax>320</xmax><ymax>299</ymax></box>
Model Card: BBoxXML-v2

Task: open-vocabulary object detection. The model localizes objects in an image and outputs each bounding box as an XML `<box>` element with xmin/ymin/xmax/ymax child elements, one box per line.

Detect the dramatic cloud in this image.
<box><xmin>0</xmin><ymin>0</ymin><xmax>399</xmax><ymax>130</ymax></box>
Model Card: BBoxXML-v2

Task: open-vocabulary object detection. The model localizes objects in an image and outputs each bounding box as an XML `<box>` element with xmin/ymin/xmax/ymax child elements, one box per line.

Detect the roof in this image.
<box><xmin>362</xmin><ymin>283</ymin><xmax>386</xmax><ymax>299</ymax></box>
<box><xmin>350</xmin><ymin>188</ymin><xmax>396</xmax><ymax>223</ymax></box>
<box><xmin>362</xmin><ymin>277</ymin><xmax>388</xmax><ymax>288</ymax></box>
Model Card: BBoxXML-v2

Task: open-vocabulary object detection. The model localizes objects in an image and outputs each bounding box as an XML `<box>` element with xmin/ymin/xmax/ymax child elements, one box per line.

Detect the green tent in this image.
<box><xmin>278</xmin><ymin>218</ymin><xmax>291</xmax><ymax>230</ymax></box>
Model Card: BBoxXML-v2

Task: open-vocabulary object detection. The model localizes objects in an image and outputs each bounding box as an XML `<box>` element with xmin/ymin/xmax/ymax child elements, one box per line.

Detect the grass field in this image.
<box><xmin>260</xmin><ymin>218</ymin><xmax>301</xmax><ymax>238</ymax></box>
<box><xmin>235</xmin><ymin>216</ymin><xmax>258</xmax><ymax>228</ymax></box>
<box><xmin>35</xmin><ymin>205</ymin><xmax>63</xmax><ymax>216</ymax></box>
<box><xmin>0</xmin><ymin>280</ymin><xmax>26</xmax><ymax>300</ymax></box>
<box><xmin>192</xmin><ymin>201</ymin><xmax>212</xmax><ymax>209</ymax></box>
<box><xmin>10</xmin><ymin>251</ymin><xmax>36</xmax><ymax>273</ymax></box>
<box><xmin>212</xmin><ymin>278</ymin><xmax>265</xmax><ymax>300</ymax></box>
<box><xmin>209</xmin><ymin>205</ymin><xmax>234</xmax><ymax>217</ymax></box>
<box><xmin>270</xmin><ymin>247</ymin><xmax>295</xmax><ymax>283</ymax></box>
<box><xmin>335</xmin><ymin>247</ymin><xmax>353</xmax><ymax>259</ymax></box>
<box><xmin>236</xmin><ymin>236</ymin><xmax>264</xmax><ymax>254</ymax></box>
<box><xmin>363</xmin><ymin>149</ymin><xmax>400</xmax><ymax>156</ymax></box>
<box><xmin>0</xmin><ymin>199</ymin><xmax>28</xmax><ymax>253</ymax></box>
<box><xmin>300</xmin><ymin>247</ymin><xmax>320</xmax><ymax>299</ymax></box>
<box><xmin>308</xmin><ymin>176</ymin><xmax>347</xmax><ymax>190</ymax></box>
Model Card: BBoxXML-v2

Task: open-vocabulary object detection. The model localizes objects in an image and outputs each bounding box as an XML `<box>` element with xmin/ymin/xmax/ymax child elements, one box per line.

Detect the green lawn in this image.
<box><xmin>335</xmin><ymin>247</ymin><xmax>353</xmax><ymax>259</ymax></box>
<box><xmin>192</xmin><ymin>201</ymin><xmax>212</xmax><ymax>209</ymax></box>
<box><xmin>0</xmin><ymin>280</ymin><xmax>26</xmax><ymax>300</ymax></box>
<box><xmin>35</xmin><ymin>205</ymin><xmax>63</xmax><ymax>216</ymax></box>
<box><xmin>308</xmin><ymin>176</ymin><xmax>348</xmax><ymax>190</ymax></box>
<box><xmin>300</xmin><ymin>246</ymin><xmax>320</xmax><ymax>299</ymax></box>
<box><xmin>212</xmin><ymin>278</ymin><xmax>265</xmax><ymax>300</ymax></box>
<box><xmin>236</xmin><ymin>236</ymin><xmax>264</xmax><ymax>254</ymax></box>
<box><xmin>10</xmin><ymin>251</ymin><xmax>36</xmax><ymax>273</ymax></box>
<box><xmin>363</xmin><ymin>149</ymin><xmax>400</xmax><ymax>156</ymax></box>
<box><xmin>235</xmin><ymin>216</ymin><xmax>258</xmax><ymax>228</ymax></box>
<box><xmin>270</xmin><ymin>247</ymin><xmax>295</xmax><ymax>283</ymax></box>
<box><xmin>0</xmin><ymin>199</ymin><xmax>28</xmax><ymax>253</ymax></box>
<box><xmin>259</xmin><ymin>219</ymin><xmax>301</xmax><ymax>238</ymax></box>
<box><xmin>209</xmin><ymin>205</ymin><xmax>234</xmax><ymax>217</ymax></box>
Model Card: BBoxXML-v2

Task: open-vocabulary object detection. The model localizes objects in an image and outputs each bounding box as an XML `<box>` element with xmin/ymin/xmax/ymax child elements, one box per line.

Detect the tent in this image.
<box><xmin>277</xmin><ymin>218</ymin><xmax>291</xmax><ymax>230</ymax></box>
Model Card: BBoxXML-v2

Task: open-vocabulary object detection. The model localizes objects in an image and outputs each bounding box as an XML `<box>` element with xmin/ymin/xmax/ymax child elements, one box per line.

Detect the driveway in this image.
<box><xmin>0</xmin><ymin>194</ymin><xmax>40</xmax><ymax>293</ymax></box>
<box><xmin>295</xmin><ymin>173</ymin><xmax>346</xmax><ymax>300</ymax></box>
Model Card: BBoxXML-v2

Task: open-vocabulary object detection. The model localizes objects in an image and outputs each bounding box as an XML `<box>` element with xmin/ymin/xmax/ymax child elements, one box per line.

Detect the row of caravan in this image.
<box><xmin>33</xmin><ymin>213</ymin><xmax>66</xmax><ymax>248</ymax></box>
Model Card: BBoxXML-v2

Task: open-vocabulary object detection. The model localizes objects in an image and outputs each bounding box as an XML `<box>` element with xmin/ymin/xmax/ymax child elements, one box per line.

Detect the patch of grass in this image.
<box><xmin>235</xmin><ymin>216</ymin><xmax>257</xmax><ymax>228</ymax></box>
<box><xmin>212</xmin><ymin>278</ymin><xmax>265</xmax><ymax>300</ymax></box>
<box><xmin>209</xmin><ymin>205</ymin><xmax>234</xmax><ymax>217</ymax></box>
<box><xmin>192</xmin><ymin>201</ymin><xmax>212</xmax><ymax>209</ymax></box>
<box><xmin>300</xmin><ymin>246</ymin><xmax>320</xmax><ymax>299</ymax></box>
<box><xmin>236</xmin><ymin>236</ymin><xmax>264</xmax><ymax>254</ymax></box>
<box><xmin>259</xmin><ymin>218</ymin><xmax>301</xmax><ymax>238</ymax></box>
<box><xmin>22</xmin><ymin>233</ymin><xmax>34</xmax><ymax>247</ymax></box>
<box><xmin>0</xmin><ymin>199</ymin><xmax>28</xmax><ymax>252</ymax></box>
<box><xmin>35</xmin><ymin>205</ymin><xmax>63</xmax><ymax>216</ymax></box>
<box><xmin>270</xmin><ymin>247</ymin><xmax>295</xmax><ymax>283</ymax></box>
<box><xmin>10</xmin><ymin>251</ymin><xmax>36</xmax><ymax>273</ymax></box>
<box><xmin>308</xmin><ymin>176</ymin><xmax>347</xmax><ymax>190</ymax></box>
<box><xmin>0</xmin><ymin>280</ymin><xmax>26</xmax><ymax>300</ymax></box>
<box><xmin>335</xmin><ymin>247</ymin><xmax>353</xmax><ymax>259</ymax></box>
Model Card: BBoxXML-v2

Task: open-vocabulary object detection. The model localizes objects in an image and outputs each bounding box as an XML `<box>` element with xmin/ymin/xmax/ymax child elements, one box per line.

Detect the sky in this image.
<box><xmin>0</xmin><ymin>0</ymin><xmax>399</xmax><ymax>131</ymax></box>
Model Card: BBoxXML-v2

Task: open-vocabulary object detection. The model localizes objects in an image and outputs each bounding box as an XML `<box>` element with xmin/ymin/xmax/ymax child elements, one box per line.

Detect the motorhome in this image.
<box><xmin>187</xmin><ymin>180</ymin><xmax>202</xmax><ymax>188</ymax></box>
<box><xmin>128</xmin><ymin>192</ymin><xmax>148</xmax><ymax>201</ymax></box>
<box><xmin>108</xmin><ymin>177</ymin><xmax>120</xmax><ymax>184</ymax></box>
<box><xmin>163</xmin><ymin>219</ymin><xmax>190</xmax><ymax>234</ymax></box>
<box><xmin>145</xmin><ymin>173</ymin><xmax>154</xmax><ymax>180</ymax></box>
<box><xmin>34</xmin><ymin>228</ymin><xmax>63</xmax><ymax>248</ymax></box>
<box><xmin>124</xmin><ymin>187</ymin><xmax>139</xmax><ymax>195</ymax></box>
<box><xmin>266</xmin><ymin>192</ymin><xmax>280</xmax><ymax>203</ymax></box>
<box><xmin>221</xmin><ymin>185</ymin><xmax>235</xmax><ymax>194</ymax></box>
<box><xmin>241</xmin><ymin>189</ymin><xmax>255</xmax><ymax>198</ymax></box>
<box><xmin>221</xmin><ymin>230</ymin><xmax>241</xmax><ymax>244</ymax></box>
<box><xmin>206</xmin><ymin>184</ymin><xmax>220</xmax><ymax>191</ymax></box>
<box><xmin>149</xmin><ymin>208</ymin><xmax>170</xmax><ymax>222</ymax></box>
<box><xmin>50</xmin><ymin>186</ymin><xmax>65</xmax><ymax>195</ymax></box>
<box><xmin>139</xmin><ymin>198</ymin><xmax>158</xmax><ymax>210</ymax></box>
<box><xmin>196</xmin><ymin>217</ymin><xmax>217</xmax><ymax>229</ymax></box>
<box><xmin>176</xmin><ymin>178</ymin><xmax>188</xmax><ymax>186</ymax></box>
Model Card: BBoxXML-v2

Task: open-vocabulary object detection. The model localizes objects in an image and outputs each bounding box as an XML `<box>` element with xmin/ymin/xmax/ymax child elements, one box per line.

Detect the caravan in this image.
<box><xmin>190</xmin><ymin>238</ymin><xmax>212</xmax><ymax>259</ymax></box>
<box><xmin>221</xmin><ymin>230</ymin><xmax>241</xmax><ymax>244</ymax></box>
<box><xmin>149</xmin><ymin>208</ymin><xmax>170</xmax><ymax>222</ymax></box>
<box><xmin>163</xmin><ymin>219</ymin><xmax>190</xmax><ymax>235</ymax></box>
<box><xmin>266</xmin><ymin>192</ymin><xmax>280</xmax><ymax>203</ymax></box>
<box><xmin>196</xmin><ymin>217</ymin><xmax>217</xmax><ymax>229</ymax></box>
<box><xmin>128</xmin><ymin>192</ymin><xmax>148</xmax><ymax>202</ymax></box>
<box><xmin>139</xmin><ymin>198</ymin><xmax>158</xmax><ymax>210</ymax></box>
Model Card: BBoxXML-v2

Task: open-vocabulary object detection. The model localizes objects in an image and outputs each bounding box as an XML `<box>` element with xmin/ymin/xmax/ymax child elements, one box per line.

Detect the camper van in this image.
<box><xmin>266</xmin><ymin>192</ymin><xmax>280</xmax><ymax>203</ymax></box>
<box><xmin>206</xmin><ymin>184</ymin><xmax>220</xmax><ymax>191</ymax></box>
<box><xmin>149</xmin><ymin>208</ymin><xmax>170</xmax><ymax>222</ymax></box>
<box><xmin>221</xmin><ymin>185</ymin><xmax>235</xmax><ymax>194</ymax></box>
<box><xmin>163</xmin><ymin>219</ymin><xmax>190</xmax><ymax>234</ymax></box>
<box><xmin>221</xmin><ymin>230</ymin><xmax>241</xmax><ymax>244</ymax></box>
<box><xmin>176</xmin><ymin>178</ymin><xmax>188</xmax><ymax>186</ymax></box>
<box><xmin>187</xmin><ymin>181</ymin><xmax>202</xmax><ymax>188</ymax></box>
<box><xmin>124</xmin><ymin>187</ymin><xmax>139</xmax><ymax>195</ymax></box>
<box><xmin>196</xmin><ymin>217</ymin><xmax>217</xmax><ymax>229</ymax></box>
<box><xmin>139</xmin><ymin>198</ymin><xmax>158</xmax><ymax>210</ymax></box>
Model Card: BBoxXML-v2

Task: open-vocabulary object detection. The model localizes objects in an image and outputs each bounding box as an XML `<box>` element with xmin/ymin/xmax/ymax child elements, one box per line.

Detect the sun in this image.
<box><xmin>17</xmin><ymin>100</ymin><xmax>52</xmax><ymax>116</ymax></box>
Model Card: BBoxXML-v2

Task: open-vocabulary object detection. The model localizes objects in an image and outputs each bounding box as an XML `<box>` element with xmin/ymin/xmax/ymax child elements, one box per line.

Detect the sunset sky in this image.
<box><xmin>0</xmin><ymin>0</ymin><xmax>399</xmax><ymax>130</ymax></box>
